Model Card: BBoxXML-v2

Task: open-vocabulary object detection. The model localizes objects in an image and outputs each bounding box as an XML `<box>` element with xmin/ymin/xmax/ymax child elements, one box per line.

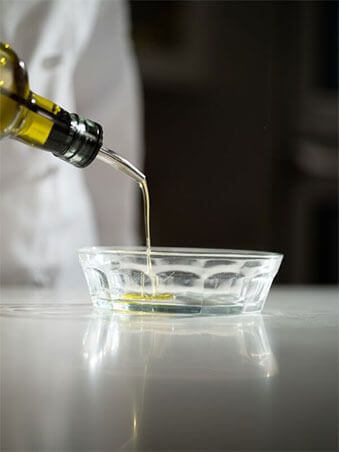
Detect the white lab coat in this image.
<box><xmin>0</xmin><ymin>0</ymin><xmax>142</xmax><ymax>288</ymax></box>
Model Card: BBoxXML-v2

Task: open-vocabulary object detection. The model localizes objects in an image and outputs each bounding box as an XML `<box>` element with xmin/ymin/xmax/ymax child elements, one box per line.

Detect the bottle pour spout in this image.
<box><xmin>97</xmin><ymin>146</ymin><xmax>145</xmax><ymax>183</ymax></box>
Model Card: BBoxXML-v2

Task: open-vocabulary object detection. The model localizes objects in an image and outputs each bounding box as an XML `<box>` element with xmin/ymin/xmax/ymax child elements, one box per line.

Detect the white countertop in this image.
<box><xmin>1</xmin><ymin>287</ymin><xmax>337</xmax><ymax>451</ymax></box>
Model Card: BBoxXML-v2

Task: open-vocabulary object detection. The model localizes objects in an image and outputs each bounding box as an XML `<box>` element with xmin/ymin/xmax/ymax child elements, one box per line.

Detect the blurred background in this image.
<box><xmin>125</xmin><ymin>0</ymin><xmax>338</xmax><ymax>285</ymax></box>
<box><xmin>3</xmin><ymin>0</ymin><xmax>335</xmax><ymax>287</ymax></box>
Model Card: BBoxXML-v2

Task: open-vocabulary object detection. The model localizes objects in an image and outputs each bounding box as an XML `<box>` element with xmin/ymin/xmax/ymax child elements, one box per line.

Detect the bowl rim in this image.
<box><xmin>78</xmin><ymin>246</ymin><xmax>283</xmax><ymax>260</ymax></box>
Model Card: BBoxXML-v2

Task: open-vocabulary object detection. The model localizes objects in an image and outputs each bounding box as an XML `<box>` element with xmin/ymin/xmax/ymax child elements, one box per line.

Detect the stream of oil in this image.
<box><xmin>123</xmin><ymin>179</ymin><xmax>173</xmax><ymax>301</ymax></box>
<box><xmin>98</xmin><ymin>147</ymin><xmax>173</xmax><ymax>302</ymax></box>
<box><xmin>97</xmin><ymin>148</ymin><xmax>174</xmax><ymax>302</ymax></box>
<box><xmin>139</xmin><ymin>179</ymin><xmax>153</xmax><ymax>278</ymax></box>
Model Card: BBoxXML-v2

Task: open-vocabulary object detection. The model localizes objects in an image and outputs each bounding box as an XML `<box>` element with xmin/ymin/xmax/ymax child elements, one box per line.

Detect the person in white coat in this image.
<box><xmin>0</xmin><ymin>0</ymin><xmax>143</xmax><ymax>288</ymax></box>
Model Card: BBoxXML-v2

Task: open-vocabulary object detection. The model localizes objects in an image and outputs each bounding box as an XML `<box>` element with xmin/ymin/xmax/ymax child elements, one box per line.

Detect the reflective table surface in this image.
<box><xmin>1</xmin><ymin>287</ymin><xmax>337</xmax><ymax>451</ymax></box>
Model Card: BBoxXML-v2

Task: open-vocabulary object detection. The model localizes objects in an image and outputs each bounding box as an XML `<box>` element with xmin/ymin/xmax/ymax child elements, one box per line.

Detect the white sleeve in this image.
<box><xmin>73</xmin><ymin>0</ymin><xmax>144</xmax><ymax>247</ymax></box>
<box><xmin>0</xmin><ymin>0</ymin><xmax>100</xmax><ymax>287</ymax></box>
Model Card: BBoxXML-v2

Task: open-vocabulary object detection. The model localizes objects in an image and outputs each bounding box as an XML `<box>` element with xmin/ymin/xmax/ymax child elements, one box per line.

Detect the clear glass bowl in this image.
<box><xmin>79</xmin><ymin>247</ymin><xmax>283</xmax><ymax>315</ymax></box>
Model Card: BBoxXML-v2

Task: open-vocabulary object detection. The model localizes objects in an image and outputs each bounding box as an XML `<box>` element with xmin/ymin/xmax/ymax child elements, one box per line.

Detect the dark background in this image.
<box><xmin>130</xmin><ymin>1</ymin><xmax>338</xmax><ymax>284</ymax></box>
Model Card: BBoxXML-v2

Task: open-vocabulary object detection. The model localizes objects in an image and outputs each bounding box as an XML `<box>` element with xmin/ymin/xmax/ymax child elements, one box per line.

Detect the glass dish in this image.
<box><xmin>79</xmin><ymin>247</ymin><xmax>283</xmax><ymax>315</ymax></box>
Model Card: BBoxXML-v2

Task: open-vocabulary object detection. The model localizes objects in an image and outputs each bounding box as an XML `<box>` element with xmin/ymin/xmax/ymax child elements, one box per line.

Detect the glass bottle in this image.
<box><xmin>0</xmin><ymin>42</ymin><xmax>144</xmax><ymax>181</ymax></box>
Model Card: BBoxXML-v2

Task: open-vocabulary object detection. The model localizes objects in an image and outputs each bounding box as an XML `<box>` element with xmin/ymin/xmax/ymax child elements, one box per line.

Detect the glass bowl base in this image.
<box><xmin>93</xmin><ymin>295</ymin><xmax>249</xmax><ymax>316</ymax></box>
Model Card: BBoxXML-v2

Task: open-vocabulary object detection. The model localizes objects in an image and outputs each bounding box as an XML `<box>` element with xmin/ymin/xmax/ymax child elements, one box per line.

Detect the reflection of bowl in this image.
<box><xmin>79</xmin><ymin>247</ymin><xmax>283</xmax><ymax>315</ymax></box>
<box><xmin>82</xmin><ymin>313</ymin><xmax>278</xmax><ymax>380</ymax></box>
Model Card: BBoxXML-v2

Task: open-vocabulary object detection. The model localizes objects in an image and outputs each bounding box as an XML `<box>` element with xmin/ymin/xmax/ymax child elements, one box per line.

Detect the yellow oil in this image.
<box><xmin>124</xmin><ymin>179</ymin><xmax>175</xmax><ymax>302</ymax></box>
<box><xmin>122</xmin><ymin>292</ymin><xmax>174</xmax><ymax>301</ymax></box>
<box><xmin>0</xmin><ymin>42</ymin><xmax>65</xmax><ymax>149</ymax></box>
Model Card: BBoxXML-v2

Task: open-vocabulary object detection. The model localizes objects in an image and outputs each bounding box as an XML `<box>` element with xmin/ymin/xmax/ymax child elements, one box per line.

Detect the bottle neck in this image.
<box><xmin>50</xmin><ymin>111</ymin><xmax>103</xmax><ymax>168</ymax></box>
<box><xmin>1</xmin><ymin>87</ymin><xmax>103</xmax><ymax>168</ymax></box>
<box><xmin>28</xmin><ymin>92</ymin><xmax>104</xmax><ymax>167</ymax></box>
<box><xmin>24</xmin><ymin>91</ymin><xmax>103</xmax><ymax>168</ymax></box>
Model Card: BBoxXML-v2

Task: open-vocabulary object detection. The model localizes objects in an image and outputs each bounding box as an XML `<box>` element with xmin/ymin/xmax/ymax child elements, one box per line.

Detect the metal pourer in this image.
<box><xmin>97</xmin><ymin>146</ymin><xmax>145</xmax><ymax>183</ymax></box>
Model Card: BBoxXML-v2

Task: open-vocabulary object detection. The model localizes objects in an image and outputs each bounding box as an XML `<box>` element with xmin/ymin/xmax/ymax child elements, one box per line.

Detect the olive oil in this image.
<box><xmin>0</xmin><ymin>42</ymin><xmax>102</xmax><ymax>167</ymax></box>
<box><xmin>99</xmin><ymin>151</ymin><xmax>174</xmax><ymax>302</ymax></box>
<box><xmin>139</xmin><ymin>179</ymin><xmax>155</xmax><ymax>285</ymax></box>
<box><xmin>137</xmin><ymin>180</ymin><xmax>174</xmax><ymax>301</ymax></box>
